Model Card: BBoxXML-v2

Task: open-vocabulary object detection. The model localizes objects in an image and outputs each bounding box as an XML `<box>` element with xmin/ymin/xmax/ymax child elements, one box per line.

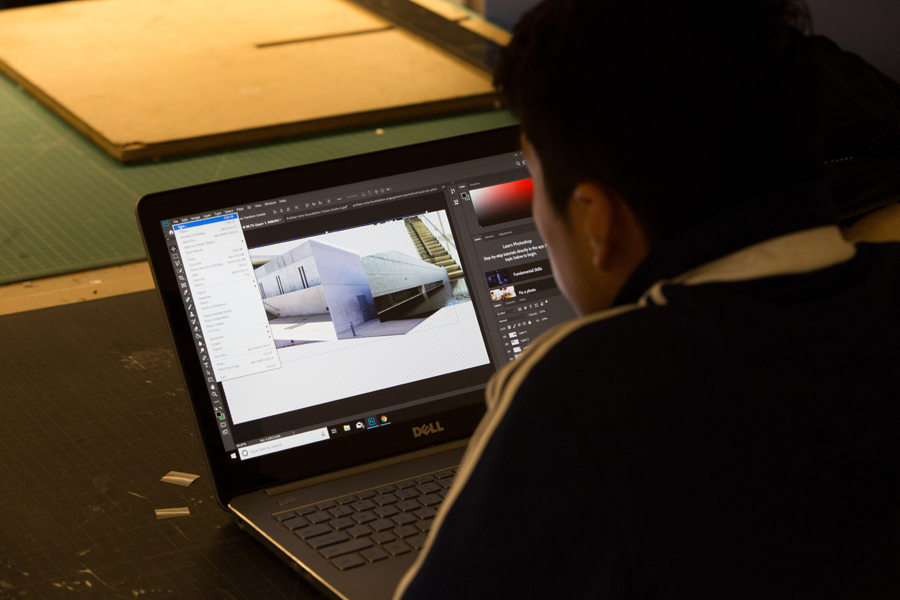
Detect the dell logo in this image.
<box><xmin>412</xmin><ymin>422</ymin><xmax>445</xmax><ymax>437</ymax></box>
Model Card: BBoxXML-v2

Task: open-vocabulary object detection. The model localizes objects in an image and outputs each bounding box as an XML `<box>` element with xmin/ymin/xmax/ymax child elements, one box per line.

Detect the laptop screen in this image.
<box><xmin>139</xmin><ymin>127</ymin><xmax>576</xmax><ymax>498</ymax></box>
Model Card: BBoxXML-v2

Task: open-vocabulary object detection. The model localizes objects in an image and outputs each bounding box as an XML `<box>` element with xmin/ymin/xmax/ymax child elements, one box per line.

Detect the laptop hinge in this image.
<box><xmin>263</xmin><ymin>437</ymin><xmax>469</xmax><ymax>497</ymax></box>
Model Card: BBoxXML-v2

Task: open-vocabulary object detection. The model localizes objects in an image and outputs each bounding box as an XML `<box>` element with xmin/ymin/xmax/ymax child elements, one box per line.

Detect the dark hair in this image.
<box><xmin>494</xmin><ymin>0</ymin><xmax>824</xmax><ymax>244</ymax></box>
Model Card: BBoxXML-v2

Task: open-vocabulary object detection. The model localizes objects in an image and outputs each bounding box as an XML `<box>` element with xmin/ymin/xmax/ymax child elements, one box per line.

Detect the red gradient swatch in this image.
<box><xmin>470</xmin><ymin>179</ymin><xmax>534</xmax><ymax>227</ymax></box>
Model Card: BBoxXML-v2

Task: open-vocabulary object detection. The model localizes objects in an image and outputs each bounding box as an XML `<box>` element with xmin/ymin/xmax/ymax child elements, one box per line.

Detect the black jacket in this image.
<box><xmin>398</xmin><ymin>182</ymin><xmax>900</xmax><ymax>599</ymax></box>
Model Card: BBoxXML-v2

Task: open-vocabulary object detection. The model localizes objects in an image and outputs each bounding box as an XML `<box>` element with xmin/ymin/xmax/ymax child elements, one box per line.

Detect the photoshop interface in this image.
<box><xmin>161</xmin><ymin>150</ymin><xmax>576</xmax><ymax>459</ymax></box>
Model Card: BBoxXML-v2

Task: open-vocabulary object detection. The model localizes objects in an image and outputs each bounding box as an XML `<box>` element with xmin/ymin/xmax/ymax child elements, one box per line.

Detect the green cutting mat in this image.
<box><xmin>0</xmin><ymin>74</ymin><xmax>516</xmax><ymax>284</ymax></box>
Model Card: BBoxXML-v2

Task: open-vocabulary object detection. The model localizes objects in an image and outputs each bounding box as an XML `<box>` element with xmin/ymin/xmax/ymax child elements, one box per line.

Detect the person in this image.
<box><xmin>394</xmin><ymin>0</ymin><xmax>900</xmax><ymax>598</ymax></box>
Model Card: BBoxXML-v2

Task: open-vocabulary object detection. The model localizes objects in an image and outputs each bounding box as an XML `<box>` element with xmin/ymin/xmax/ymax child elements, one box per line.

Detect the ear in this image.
<box><xmin>571</xmin><ymin>182</ymin><xmax>616</xmax><ymax>271</ymax></box>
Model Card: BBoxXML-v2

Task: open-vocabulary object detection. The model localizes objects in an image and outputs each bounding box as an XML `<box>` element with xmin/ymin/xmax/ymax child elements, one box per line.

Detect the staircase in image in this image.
<box><xmin>405</xmin><ymin>216</ymin><xmax>464</xmax><ymax>280</ymax></box>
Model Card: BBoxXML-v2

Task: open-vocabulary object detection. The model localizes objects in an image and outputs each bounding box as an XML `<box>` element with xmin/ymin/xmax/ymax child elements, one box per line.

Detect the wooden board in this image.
<box><xmin>0</xmin><ymin>0</ymin><xmax>499</xmax><ymax>162</ymax></box>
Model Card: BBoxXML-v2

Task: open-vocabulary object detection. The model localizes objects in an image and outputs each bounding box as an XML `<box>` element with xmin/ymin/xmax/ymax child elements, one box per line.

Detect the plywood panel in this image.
<box><xmin>0</xmin><ymin>0</ymin><xmax>497</xmax><ymax>161</ymax></box>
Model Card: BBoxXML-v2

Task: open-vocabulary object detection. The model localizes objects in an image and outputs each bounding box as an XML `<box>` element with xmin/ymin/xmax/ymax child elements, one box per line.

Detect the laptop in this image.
<box><xmin>136</xmin><ymin>125</ymin><xmax>576</xmax><ymax>600</ymax></box>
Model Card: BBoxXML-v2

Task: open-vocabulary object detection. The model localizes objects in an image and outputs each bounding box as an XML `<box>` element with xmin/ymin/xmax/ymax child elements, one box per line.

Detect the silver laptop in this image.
<box><xmin>136</xmin><ymin>126</ymin><xmax>575</xmax><ymax>599</ymax></box>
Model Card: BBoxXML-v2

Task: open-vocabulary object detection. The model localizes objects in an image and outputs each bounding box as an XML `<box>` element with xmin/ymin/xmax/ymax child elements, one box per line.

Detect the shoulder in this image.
<box><xmin>518</xmin><ymin>238</ymin><xmax>900</xmax><ymax>416</ymax></box>
<box><xmin>511</xmin><ymin>299</ymin><xmax>718</xmax><ymax>416</ymax></box>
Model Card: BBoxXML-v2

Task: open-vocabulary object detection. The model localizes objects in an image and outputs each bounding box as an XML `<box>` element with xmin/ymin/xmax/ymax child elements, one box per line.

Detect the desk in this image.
<box><xmin>0</xmin><ymin>290</ymin><xmax>325</xmax><ymax>599</ymax></box>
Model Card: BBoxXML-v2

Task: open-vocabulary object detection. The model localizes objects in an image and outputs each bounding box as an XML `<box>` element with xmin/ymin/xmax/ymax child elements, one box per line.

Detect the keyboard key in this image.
<box><xmin>361</xmin><ymin>547</ymin><xmax>389</xmax><ymax>563</ymax></box>
<box><xmin>328</xmin><ymin>506</ymin><xmax>354</xmax><ymax>518</ymax></box>
<box><xmin>274</xmin><ymin>512</ymin><xmax>296</xmax><ymax>522</ymax></box>
<box><xmin>395</xmin><ymin>489</ymin><xmax>420</xmax><ymax>500</ymax></box>
<box><xmin>391</xmin><ymin>513</ymin><xmax>417</xmax><ymax>526</ymax></box>
<box><xmin>418</xmin><ymin>494</ymin><xmax>443</xmax><ymax>507</ymax></box>
<box><xmin>396</xmin><ymin>480</ymin><xmax>416</xmax><ymax>489</ymax></box>
<box><xmin>407</xmin><ymin>534</ymin><xmax>428</xmax><ymax>550</ymax></box>
<box><xmin>336</xmin><ymin>496</ymin><xmax>357</xmax><ymax>506</ymax></box>
<box><xmin>281</xmin><ymin>516</ymin><xmax>310</xmax><ymax>530</ymax></box>
<box><xmin>330</xmin><ymin>517</ymin><xmax>355</xmax><ymax>530</ymax></box>
<box><xmin>331</xmin><ymin>553</ymin><xmax>366</xmax><ymax>571</ymax></box>
<box><xmin>294</xmin><ymin>524</ymin><xmax>332</xmax><ymax>539</ymax></box>
<box><xmin>393</xmin><ymin>525</ymin><xmax>418</xmax><ymax>538</ymax></box>
<box><xmin>351</xmin><ymin>511</ymin><xmax>376</xmax><ymax>524</ymax></box>
<box><xmin>297</xmin><ymin>506</ymin><xmax>317</xmax><ymax>516</ymax></box>
<box><xmin>373</xmin><ymin>494</ymin><xmax>398</xmax><ymax>506</ymax></box>
<box><xmin>351</xmin><ymin>499</ymin><xmax>376</xmax><ymax>512</ymax></box>
<box><xmin>346</xmin><ymin>524</ymin><xmax>373</xmax><ymax>538</ymax></box>
<box><xmin>396</xmin><ymin>500</ymin><xmax>421</xmax><ymax>512</ymax></box>
<box><xmin>383</xmin><ymin>540</ymin><xmax>411</xmax><ymax>556</ymax></box>
<box><xmin>320</xmin><ymin>537</ymin><xmax>373</xmax><ymax>559</ymax></box>
<box><xmin>416</xmin><ymin>483</ymin><xmax>441</xmax><ymax>495</ymax></box>
<box><xmin>356</xmin><ymin>491</ymin><xmax>376</xmax><ymax>500</ymax></box>
<box><xmin>415</xmin><ymin>519</ymin><xmax>433</xmax><ymax>532</ymax></box>
<box><xmin>307</xmin><ymin>531</ymin><xmax>350</xmax><ymax>549</ymax></box>
<box><xmin>307</xmin><ymin>511</ymin><xmax>331</xmax><ymax>524</ymax></box>
<box><xmin>374</xmin><ymin>505</ymin><xmax>399</xmax><ymax>518</ymax></box>
<box><xmin>413</xmin><ymin>507</ymin><xmax>437</xmax><ymax>520</ymax></box>
<box><xmin>435</xmin><ymin>470</ymin><xmax>455</xmax><ymax>479</ymax></box>
<box><xmin>415</xmin><ymin>475</ymin><xmax>434</xmax><ymax>484</ymax></box>
<box><xmin>316</xmin><ymin>501</ymin><xmax>337</xmax><ymax>511</ymax></box>
<box><xmin>439</xmin><ymin>490</ymin><xmax>448</xmax><ymax>498</ymax></box>
<box><xmin>436</xmin><ymin>477</ymin><xmax>455</xmax><ymax>490</ymax></box>
<box><xmin>376</xmin><ymin>485</ymin><xmax>397</xmax><ymax>494</ymax></box>
<box><xmin>371</xmin><ymin>531</ymin><xmax>397</xmax><ymax>544</ymax></box>
<box><xmin>370</xmin><ymin>519</ymin><xmax>395</xmax><ymax>532</ymax></box>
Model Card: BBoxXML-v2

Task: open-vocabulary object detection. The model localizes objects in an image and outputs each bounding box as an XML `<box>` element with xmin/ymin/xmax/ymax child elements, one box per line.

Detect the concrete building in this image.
<box><xmin>254</xmin><ymin>235</ymin><xmax>456</xmax><ymax>344</ymax></box>
<box><xmin>255</xmin><ymin>239</ymin><xmax>376</xmax><ymax>338</ymax></box>
<box><xmin>361</xmin><ymin>250</ymin><xmax>451</xmax><ymax>320</ymax></box>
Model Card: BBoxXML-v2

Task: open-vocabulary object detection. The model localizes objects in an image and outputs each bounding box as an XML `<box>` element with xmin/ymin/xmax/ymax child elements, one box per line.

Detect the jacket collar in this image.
<box><xmin>614</xmin><ymin>181</ymin><xmax>839</xmax><ymax>306</ymax></box>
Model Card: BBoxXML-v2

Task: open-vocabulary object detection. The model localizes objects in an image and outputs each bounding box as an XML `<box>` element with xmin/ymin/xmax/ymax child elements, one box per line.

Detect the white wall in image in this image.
<box><xmin>256</xmin><ymin>241</ymin><xmax>322</xmax><ymax>299</ymax></box>
<box><xmin>362</xmin><ymin>251</ymin><xmax>450</xmax><ymax>297</ymax></box>
<box><xmin>255</xmin><ymin>239</ymin><xmax>377</xmax><ymax>333</ymax></box>
<box><xmin>263</xmin><ymin>286</ymin><xmax>328</xmax><ymax>318</ymax></box>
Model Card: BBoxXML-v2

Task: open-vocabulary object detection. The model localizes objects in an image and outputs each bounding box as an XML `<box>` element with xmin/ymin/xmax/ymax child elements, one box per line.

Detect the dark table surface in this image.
<box><xmin>0</xmin><ymin>291</ymin><xmax>325</xmax><ymax>599</ymax></box>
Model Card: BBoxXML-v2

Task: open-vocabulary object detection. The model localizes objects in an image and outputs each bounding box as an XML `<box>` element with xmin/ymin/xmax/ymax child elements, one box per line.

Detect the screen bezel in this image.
<box><xmin>136</xmin><ymin>125</ymin><xmax>521</xmax><ymax>506</ymax></box>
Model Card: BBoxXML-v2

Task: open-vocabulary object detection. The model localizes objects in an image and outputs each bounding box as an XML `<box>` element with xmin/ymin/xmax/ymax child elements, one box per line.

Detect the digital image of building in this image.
<box><xmin>255</xmin><ymin>239</ymin><xmax>376</xmax><ymax>340</ymax></box>
<box><xmin>254</xmin><ymin>234</ymin><xmax>457</xmax><ymax>347</ymax></box>
<box><xmin>361</xmin><ymin>250</ymin><xmax>450</xmax><ymax>321</ymax></box>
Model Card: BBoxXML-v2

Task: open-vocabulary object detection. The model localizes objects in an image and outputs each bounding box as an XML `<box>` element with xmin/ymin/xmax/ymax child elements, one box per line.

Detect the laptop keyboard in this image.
<box><xmin>272</xmin><ymin>467</ymin><xmax>457</xmax><ymax>571</ymax></box>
